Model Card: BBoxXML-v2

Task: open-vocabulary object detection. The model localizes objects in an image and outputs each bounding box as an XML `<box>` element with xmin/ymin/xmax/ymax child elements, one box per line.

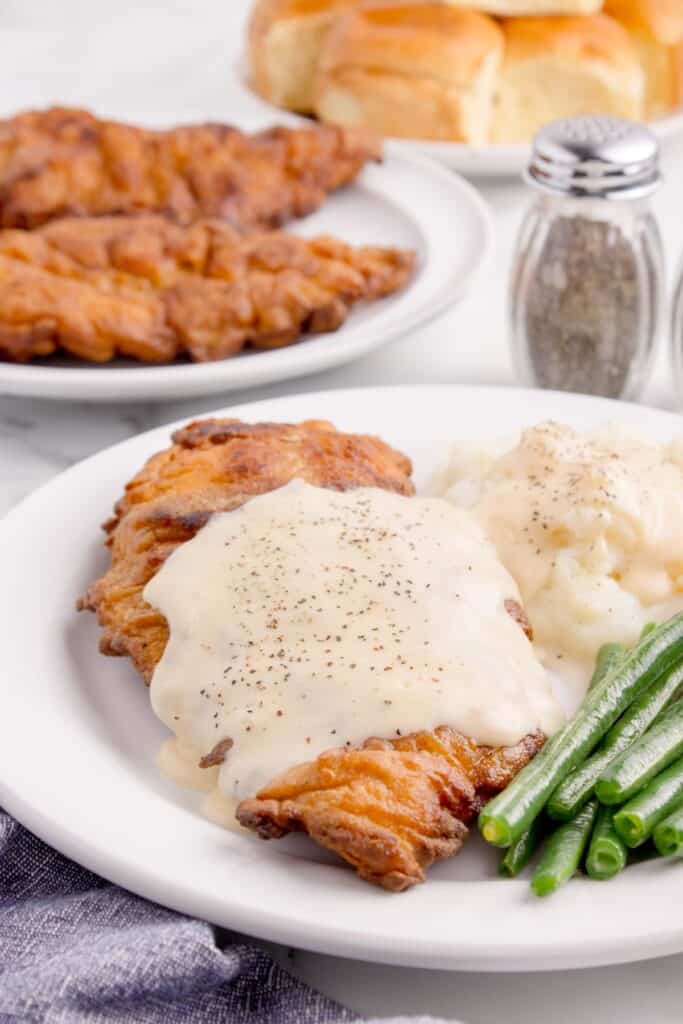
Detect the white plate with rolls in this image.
<box><xmin>242</xmin><ymin>0</ymin><xmax>683</xmax><ymax>178</ymax></box>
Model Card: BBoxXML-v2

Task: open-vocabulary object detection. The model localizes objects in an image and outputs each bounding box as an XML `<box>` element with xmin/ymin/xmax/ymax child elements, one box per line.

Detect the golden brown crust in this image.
<box><xmin>79</xmin><ymin>417</ymin><xmax>415</xmax><ymax>682</ymax></box>
<box><xmin>256</xmin><ymin>0</ymin><xmax>352</xmax><ymax>14</ymax></box>
<box><xmin>237</xmin><ymin>727</ymin><xmax>545</xmax><ymax>891</ymax></box>
<box><xmin>199</xmin><ymin>738</ymin><xmax>234</xmax><ymax>769</ymax></box>
<box><xmin>0</xmin><ymin>216</ymin><xmax>414</xmax><ymax>364</ymax></box>
<box><xmin>605</xmin><ymin>0</ymin><xmax>683</xmax><ymax>117</ymax></box>
<box><xmin>441</xmin><ymin>0</ymin><xmax>601</xmax><ymax>11</ymax></box>
<box><xmin>504</xmin><ymin>598</ymin><xmax>533</xmax><ymax>641</ymax></box>
<box><xmin>500</xmin><ymin>13</ymin><xmax>642</xmax><ymax>73</ymax></box>
<box><xmin>0</xmin><ymin>107</ymin><xmax>380</xmax><ymax>230</ymax></box>
<box><xmin>248</xmin><ymin>0</ymin><xmax>357</xmax><ymax>112</ymax></box>
<box><xmin>675</xmin><ymin>42</ymin><xmax>683</xmax><ymax>108</ymax></box>
<box><xmin>492</xmin><ymin>14</ymin><xmax>644</xmax><ymax>141</ymax></box>
<box><xmin>315</xmin><ymin>5</ymin><xmax>503</xmax><ymax>144</ymax></box>
<box><xmin>605</xmin><ymin>0</ymin><xmax>683</xmax><ymax>45</ymax></box>
<box><xmin>321</xmin><ymin>3</ymin><xmax>503</xmax><ymax>85</ymax></box>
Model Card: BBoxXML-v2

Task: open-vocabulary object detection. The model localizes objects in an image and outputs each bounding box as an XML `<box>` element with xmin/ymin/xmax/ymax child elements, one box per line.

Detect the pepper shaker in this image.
<box><xmin>671</xmin><ymin>258</ymin><xmax>683</xmax><ymax>400</ymax></box>
<box><xmin>510</xmin><ymin>116</ymin><xmax>664</xmax><ymax>400</ymax></box>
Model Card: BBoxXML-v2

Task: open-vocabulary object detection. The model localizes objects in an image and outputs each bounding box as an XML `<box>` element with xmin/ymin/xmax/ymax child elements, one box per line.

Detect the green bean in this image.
<box><xmin>588</xmin><ymin>643</ymin><xmax>627</xmax><ymax>692</ymax></box>
<box><xmin>596</xmin><ymin>700</ymin><xmax>683</xmax><ymax>806</ymax></box>
<box><xmin>613</xmin><ymin>756</ymin><xmax>683</xmax><ymax>847</ymax></box>
<box><xmin>479</xmin><ymin>614</ymin><xmax>683</xmax><ymax>847</ymax></box>
<box><xmin>548</xmin><ymin>662</ymin><xmax>683</xmax><ymax>820</ymax></box>
<box><xmin>585</xmin><ymin>805</ymin><xmax>628</xmax><ymax>880</ymax></box>
<box><xmin>641</xmin><ymin>623</ymin><xmax>658</xmax><ymax>640</ymax></box>
<box><xmin>499</xmin><ymin>817</ymin><xmax>544</xmax><ymax>878</ymax></box>
<box><xmin>531</xmin><ymin>800</ymin><xmax>598</xmax><ymax>897</ymax></box>
<box><xmin>653</xmin><ymin>804</ymin><xmax>683</xmax><ymax>856</ymax></box>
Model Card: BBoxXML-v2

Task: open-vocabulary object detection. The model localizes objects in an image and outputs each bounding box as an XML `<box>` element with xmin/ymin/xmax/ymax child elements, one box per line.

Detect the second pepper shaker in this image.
<box><xmin>510</xmin><ymin>116</ymin><xmax>664</xmax><ymax>401</ymax></box>
<box><xmin>670</xmin><ymin>251</ymin><xmax>683</xmax><ymax>402</ymax></box>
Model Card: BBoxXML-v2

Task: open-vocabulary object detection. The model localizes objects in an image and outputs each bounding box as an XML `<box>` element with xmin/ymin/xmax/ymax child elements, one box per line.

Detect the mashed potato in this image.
<box><xmin>433</xmin><ymin>421</ymin><xmax>683</xmax><ymax>696</ymax></box>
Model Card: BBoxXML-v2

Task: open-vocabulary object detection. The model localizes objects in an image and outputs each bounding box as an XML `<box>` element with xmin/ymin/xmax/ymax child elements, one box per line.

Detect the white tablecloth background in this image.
<box><xmin>1</xmin><ymin>3</ymin><xmax>682</xmax><ymax>1021</ymax></box>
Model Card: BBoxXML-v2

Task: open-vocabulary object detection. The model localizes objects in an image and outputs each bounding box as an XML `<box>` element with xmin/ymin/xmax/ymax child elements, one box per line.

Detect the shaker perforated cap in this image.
<box><xmin>526</xmin><ymin>116</ymin><xmax>661</xmax><ymax>199</ymax></box>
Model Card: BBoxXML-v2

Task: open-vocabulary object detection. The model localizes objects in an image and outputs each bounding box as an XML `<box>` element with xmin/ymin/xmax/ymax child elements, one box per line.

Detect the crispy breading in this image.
<box><xmin>237</xmin><ymin>728</ymin><xmax>544</xmax><ymax>891</ymax></box>
<box><xmin>0</xmin><ymin>107</ymin><xmax>380</xmax><ymax>229</ymax></box>
<box><xmin>79</xmin><ymin>418</ymin><xmax>416</xmax><ymax>682</ymax></box>
<box><xmin>0</xmin><ymin>216</ymin><xmax>414</xmax><ymax>363</ymax></box>
<box><xmin>81</xmin><ymin>418</ymin><xmax>543</xmax><ymax>890</ymax></box>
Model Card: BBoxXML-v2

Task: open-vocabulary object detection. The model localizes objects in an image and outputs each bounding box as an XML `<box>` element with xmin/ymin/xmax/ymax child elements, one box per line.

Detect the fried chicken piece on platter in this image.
<box><xmin>0</xmin><ymin>216</ymin><xmax>414</xmax><ymax>363</ymax></box>
<box><xmin>0</xmin><ymin>107</ymin><xmax>380</xmax><ymax>229</ymax></box>
<box><xmin>79</xmin><ymin>417</ymin><xmax>416</xmax><ymax>681</ymax></box>
<box><xmin>236</xmin><ymin>722</ymin><xmax>543</xmax><ymax>892</ymax></box>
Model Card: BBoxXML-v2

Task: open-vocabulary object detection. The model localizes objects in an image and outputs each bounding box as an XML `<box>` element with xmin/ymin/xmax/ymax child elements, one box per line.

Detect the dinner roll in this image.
<box><xmin>605</xmin><ymin>0</ymin><xmax>683</xmax><ymax>117</ymax></box>
<box><xmin>442</xmin><ymin>0</ymin><xmax>602</xmax><ymax>16</ymax></box>
<box><xmin>248</xmin><ymin>0</ymin><xmax>358</xmax><ymax>113</ymax></box>
<box><xmin>314</xmin><ymin>4</ymin><xmax>504</xmax><ymax>144</ymax></box>
<box><xmin>492</xmin><ymin>15</ymin><xmax>645</xmax><ymax>143</ymax></box>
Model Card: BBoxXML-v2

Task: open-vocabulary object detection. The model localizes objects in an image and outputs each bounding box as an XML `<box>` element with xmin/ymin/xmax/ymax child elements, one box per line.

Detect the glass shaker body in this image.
<box><xmin>510</xmin><ymin>193</ymin><xmax>664</xmax><ymax>401</ymax></box>
<box><xmin>671</xmin><ymin>260</ymin><xmax>683</xmax><ymax>402</ymax></box>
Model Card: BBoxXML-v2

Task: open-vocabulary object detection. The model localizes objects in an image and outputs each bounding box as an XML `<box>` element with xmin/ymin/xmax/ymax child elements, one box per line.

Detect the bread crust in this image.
<box><xmin>605</xmin><ymin>0</ymin><xmax>683</xmax><ymax>46</ymax></box>
<box><xmin>492</xmin><ymin>15</ymin><xmax>644</xmax><ymax>142</ymax></box>
<box><xmin>443</xmin><ymin>0</ymin><xmax>602</xmax><ymax>13</ymax></box>
<box><xmin>248</xmin><ymin>0</ymin><xmax>356</xmax><ymax>112</ymax></box>
<box><xmin>605</xmin><ymin>0</ymin><xmax>683</xmax><ymax>117</ymax></box>
<box><xmin>315</xmin><ymin>4</ymin><xmax>504</xmax><ymax>144</ymax></box>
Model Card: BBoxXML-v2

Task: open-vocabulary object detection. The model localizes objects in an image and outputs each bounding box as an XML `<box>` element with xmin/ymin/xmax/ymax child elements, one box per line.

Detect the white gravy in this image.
<box><xmin>145</xmin><ymin>480</ymin><xmax>562</xmax><ymax>801</ymax></box>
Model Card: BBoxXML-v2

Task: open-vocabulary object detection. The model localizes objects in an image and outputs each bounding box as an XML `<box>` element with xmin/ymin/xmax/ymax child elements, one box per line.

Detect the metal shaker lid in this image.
<box><xmin>526</xmin><ymin>116</ymin><xmax>661</xmax><ymax>200</ymax></box>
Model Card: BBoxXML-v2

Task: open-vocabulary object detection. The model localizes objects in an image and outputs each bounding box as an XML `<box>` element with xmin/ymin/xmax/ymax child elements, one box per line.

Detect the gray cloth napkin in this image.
<box><xmin>0</xmin><ymin>808</ymin><xmax>456</xmax><ymax>1024</ymax></box>
<box><xmin>0</xmin><ymin>806</ymin><xmax>353</xmax><ymax>1023</ymax></box>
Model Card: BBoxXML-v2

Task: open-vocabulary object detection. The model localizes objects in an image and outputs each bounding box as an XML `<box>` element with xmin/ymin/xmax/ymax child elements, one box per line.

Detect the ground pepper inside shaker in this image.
<box><xmin>524</xmin><ymin>215</ymin><xmax>641</xmax><ymax>398</ymax></box>
<box><xmin>510</xmin><ymin>116</ymin><xmax>664</xmax><ymax>402</ymax></box>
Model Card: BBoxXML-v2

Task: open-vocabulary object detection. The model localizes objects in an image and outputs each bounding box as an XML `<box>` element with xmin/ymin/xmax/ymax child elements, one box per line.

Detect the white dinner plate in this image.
<box><xmin>238</xmin><ymin>67</ymin><xmax>683</xmax><ymax>178</ymax></box>
<box><xmin>0</xmin><ymin>151</ymin><xmax>491</xmax><ymax>403</ymax></box>
<box><xmin>3</xmin><ymin>385</ymin><xmax>683</xmax><ymax>973</ymax></box>
<box><xmin>385</xmin><ymin>110</ymin><xmax>683</xmax><ymax>178</ymax></box>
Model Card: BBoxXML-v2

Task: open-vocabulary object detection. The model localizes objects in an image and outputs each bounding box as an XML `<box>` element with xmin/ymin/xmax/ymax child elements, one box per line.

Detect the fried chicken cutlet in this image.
<box><xmin>0</xmin><ymin>216</ymin><xmax>414</xmax><ymax>363</ymax></box>
<box><xmin>81</xmin><ymin>418</ymin><xmax>545</xmax><ymax>891</ymax></box>
<box><xmin>80</xmin><ymin>418</ymin><xmax>416</xmax><ymax>681</ymax></box>
<box><xmin>0</xmin><ymin>107</ymin><xmax>380</xmax><ymax>229</ymax></box>
<box><xmin>237</xmin><ymin>728</ymin><xmax>544</xmax><ymax>891</ymax></box>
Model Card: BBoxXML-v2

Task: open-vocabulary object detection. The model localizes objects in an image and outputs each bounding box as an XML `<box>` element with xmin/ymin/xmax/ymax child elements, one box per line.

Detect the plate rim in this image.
<box><xmin>0</xmin><ymin>152</ymin><xmax>493</xmax><ymax>402</ymax></box>
<box><xmin>4</xmin><ymin>384</ymin><xmax>683</xmax><ymax>973</ymax></box>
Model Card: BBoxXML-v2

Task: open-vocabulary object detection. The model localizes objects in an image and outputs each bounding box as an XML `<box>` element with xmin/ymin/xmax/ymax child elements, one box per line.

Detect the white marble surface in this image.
<box><xmin>2</xmin><ymin>3</ymin><xmax>683</xmax><ymax>1021</ymax></box>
